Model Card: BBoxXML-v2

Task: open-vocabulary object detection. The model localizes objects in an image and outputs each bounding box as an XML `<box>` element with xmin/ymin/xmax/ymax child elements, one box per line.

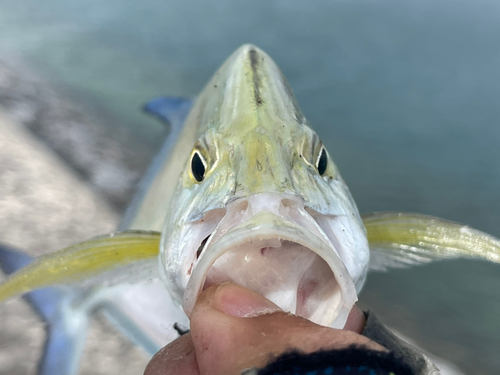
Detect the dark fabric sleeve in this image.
<box><xmin>252</xmin><ymin>347</ymin><xmax>418</xmax><ymax>375</ymax></box>
<box><xmin>243</xmin><ymin>310</ymin><xmax>438</xmax><ymax>375</ymax></box>
<box><xmin>362</xmin><ymin>310</ymin><xmax>438</xmax><ymax>375</ymax></box>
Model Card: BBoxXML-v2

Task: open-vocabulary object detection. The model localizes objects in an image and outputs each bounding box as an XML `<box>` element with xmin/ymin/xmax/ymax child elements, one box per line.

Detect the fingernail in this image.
<box><xmin>213</xmin><ymin>283</ymin><xmax>281</xmax><ymax>318</ymax></box>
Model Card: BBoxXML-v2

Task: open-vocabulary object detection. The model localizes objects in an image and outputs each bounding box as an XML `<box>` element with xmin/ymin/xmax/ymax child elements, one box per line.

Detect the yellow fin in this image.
<box><xmin>362</xmin><ymin>212</ymin><xmax>500</xmax><ymax>270</ymax></box>
<box><xmin>0</xmin><ymin>230</ymin><xmax>161</xmax><ymax>302</ymax></box>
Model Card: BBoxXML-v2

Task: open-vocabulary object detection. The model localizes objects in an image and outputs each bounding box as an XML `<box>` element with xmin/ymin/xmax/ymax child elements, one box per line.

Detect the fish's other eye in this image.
<box><xmin>191</xmin><ymin>151</ymin><xmax>206</xmax><ymax>182</ymax></box>
<box><xmin>316</xmin><ymin>147</ymin><xmax>328</xmax><ymax>176</ymax></box>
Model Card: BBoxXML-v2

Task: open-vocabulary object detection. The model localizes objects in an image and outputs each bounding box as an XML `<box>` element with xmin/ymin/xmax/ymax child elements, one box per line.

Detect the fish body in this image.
<box><xmin>0</xmin><ymin>44</ymin><xmax>499</xmax><ymax>375</ymax></box>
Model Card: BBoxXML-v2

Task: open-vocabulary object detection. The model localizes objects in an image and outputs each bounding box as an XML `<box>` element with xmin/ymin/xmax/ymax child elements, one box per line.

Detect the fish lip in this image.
<box><xmin>182</xmin><ymin>211</ymin><xmax>357</xmax><ymax>328</ymax></box>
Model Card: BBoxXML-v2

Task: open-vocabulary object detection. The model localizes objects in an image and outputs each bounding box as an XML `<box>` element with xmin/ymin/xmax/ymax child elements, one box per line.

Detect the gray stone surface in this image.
<box><xmin>0</xmin><ymin>110</ymin><xmax>149</xmax><ymax>374</ymax></box>
<box><xmin>0</xmin><ymin>59</ymin><xmax>151</xmax><ymax>210</ymax></box>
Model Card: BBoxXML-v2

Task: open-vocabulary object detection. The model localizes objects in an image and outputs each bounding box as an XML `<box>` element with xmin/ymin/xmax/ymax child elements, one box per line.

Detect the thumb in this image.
<box><xmin>190</xmin><ymin>283</ymin><xmax>385</xmax><ymax>375</ymax></box>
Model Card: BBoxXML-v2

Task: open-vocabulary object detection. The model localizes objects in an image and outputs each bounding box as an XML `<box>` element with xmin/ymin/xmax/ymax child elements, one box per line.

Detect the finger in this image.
<box><xmin>142</xmin><ymin>306</ymin><xmax>367</xmax><ymax>375</ymax></box>
<box><xmin>190</xmin><ymin>283</ymin><xmax>386</xmax><ymax>375</ymax></box>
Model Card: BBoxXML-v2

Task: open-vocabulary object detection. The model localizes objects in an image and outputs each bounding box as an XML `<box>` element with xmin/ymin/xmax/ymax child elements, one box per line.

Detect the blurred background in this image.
<box><xmin>0</xmin><ymin>0</ymin><xmax>499</xmax><ymax>374</ymax></box>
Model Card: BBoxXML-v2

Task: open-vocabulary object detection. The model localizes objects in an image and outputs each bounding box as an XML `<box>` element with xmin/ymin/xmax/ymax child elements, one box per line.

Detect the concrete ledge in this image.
<box><xmin>0</xmin><ymin>110</ymin><xmax>149</xmax><ymax>375</ymax></box>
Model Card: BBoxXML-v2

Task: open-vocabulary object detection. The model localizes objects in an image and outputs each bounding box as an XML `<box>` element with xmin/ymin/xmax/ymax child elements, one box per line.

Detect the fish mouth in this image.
<box><xmin>182</xmin><ymin>194</ymin><xmax>357</xmax><ymax>328</ymax></box>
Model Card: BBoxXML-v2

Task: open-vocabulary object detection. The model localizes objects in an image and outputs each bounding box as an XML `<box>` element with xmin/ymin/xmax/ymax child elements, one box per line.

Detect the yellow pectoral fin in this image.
<box><xmin>362</xmin><ymin>212</ymin><xmax>500</xmax><ymax>271</ymax></box>
<box><xmin>0</xmin><ymin>230</ymin><xmax>161</xmax><ymax>302</ymax></box>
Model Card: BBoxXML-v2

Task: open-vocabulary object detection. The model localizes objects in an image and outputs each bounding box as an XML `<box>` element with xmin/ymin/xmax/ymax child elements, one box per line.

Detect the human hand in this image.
<box><xmin>144</xmin><ymin>283</ymin><xmax>386</xmax><ymax>375</ymax></box>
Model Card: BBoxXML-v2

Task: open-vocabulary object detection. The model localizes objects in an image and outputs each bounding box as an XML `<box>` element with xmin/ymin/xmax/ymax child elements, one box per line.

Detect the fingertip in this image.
<box><xmin>211</xmin><ymin>282</ymin><xmax>282</xmax><ymax>317</ymax></box>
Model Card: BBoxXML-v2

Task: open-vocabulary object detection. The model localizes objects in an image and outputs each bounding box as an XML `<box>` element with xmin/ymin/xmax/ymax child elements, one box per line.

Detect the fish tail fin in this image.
<box><xmin>0</xmin><ymin>243</ymin><xmax>89</xmax><ymax>375</ymax></box>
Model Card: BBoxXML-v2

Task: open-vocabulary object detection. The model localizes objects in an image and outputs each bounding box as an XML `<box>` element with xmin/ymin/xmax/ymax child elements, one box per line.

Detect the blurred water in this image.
<box><xmin>0</xmin><ymin>0</ymin><xmax>499</xmax><ymax>373</ymax></box>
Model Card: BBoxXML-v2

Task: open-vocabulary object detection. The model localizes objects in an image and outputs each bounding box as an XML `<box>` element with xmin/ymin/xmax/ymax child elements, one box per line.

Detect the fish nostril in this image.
<box><xmin>233</xmin><ymin>200</ymin><xmax>249</xmax><ymax>216</ymax></box>
<box><xmin>281</xmin><ymin>198</ymin><xmax>296</xmax><ymax>208</ymax></box>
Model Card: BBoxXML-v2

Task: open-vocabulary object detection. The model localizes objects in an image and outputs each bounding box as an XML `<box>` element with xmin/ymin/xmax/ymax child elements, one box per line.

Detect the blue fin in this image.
<box><xmin>38</xmin><ymin>317</ymin><xmax>89</xmax><ymax>375</ymax></box>
<box><xmin>0</xmin><ymin>242</ymin><xmax>34</xmax><ymax>272</ymax></box>
<box><xmin>143</xmin><ymin>96</ymin><xmax>193</xmax><ymax>128</ymax></box>
<box><xmin>0</xmin><ymin>244</ymin><xmax>64</xmax><ymax>324</ymax></box>
<box><xmin>0</xmin><ymin>244</ymin><xmax>89</xmax><ymax>375</ymax></box>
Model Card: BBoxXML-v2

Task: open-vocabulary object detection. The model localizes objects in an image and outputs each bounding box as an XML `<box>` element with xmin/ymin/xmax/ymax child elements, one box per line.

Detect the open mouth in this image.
<box><xmin>203</xmin><ymin>238</ymin><xmax>341</xmax><ymax>322</ymax></box>
<box><xmin>181</xmin><ymin>207</ymin><xmax>357</xmax><ymax>328</ymax></box>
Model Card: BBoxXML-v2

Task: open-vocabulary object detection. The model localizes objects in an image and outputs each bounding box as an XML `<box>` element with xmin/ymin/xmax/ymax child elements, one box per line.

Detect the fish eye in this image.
<box><xmin>316</xmin><ymin>147</ymin><xmax>328</xmax><ymax>176</ymax></box>
<box><xmin>191</xmin><ymin>151</ymin><xmax>207</xmax><ymax>182</ymax></box>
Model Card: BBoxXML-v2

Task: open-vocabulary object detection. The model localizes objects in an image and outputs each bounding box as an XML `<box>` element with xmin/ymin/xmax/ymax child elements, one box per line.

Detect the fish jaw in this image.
<box><xmin>166</xmin><ymin>193</ymin><xmax>359</xmax><ymax>328</ymax></box>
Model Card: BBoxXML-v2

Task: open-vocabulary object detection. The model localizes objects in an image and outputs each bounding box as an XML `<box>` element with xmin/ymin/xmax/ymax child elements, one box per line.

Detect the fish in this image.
<box><xmin>0</xmin><ymin>44</ymin><xmax>499</xmax><ymax>374</ymax></box>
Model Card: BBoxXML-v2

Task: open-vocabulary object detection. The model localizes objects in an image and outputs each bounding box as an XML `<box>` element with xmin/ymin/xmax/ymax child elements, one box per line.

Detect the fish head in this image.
<box><xmin>160</xmin><ymin>45</ymin><xmax>369</xmax><ymax>328</ymax></box>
